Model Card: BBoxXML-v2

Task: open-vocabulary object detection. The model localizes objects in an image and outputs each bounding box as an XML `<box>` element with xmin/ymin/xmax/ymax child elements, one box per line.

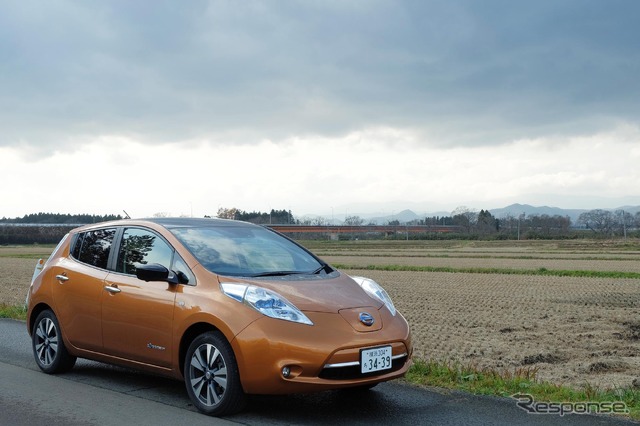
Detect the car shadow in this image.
<box><xmin>63</xmin><ymin>359</ymin><xmax>402</xmax><ymax>424</ymax></box>
<box><xmin>237</xmin><ymin>388</ymin><xmax>396</xmax><ymax>424</ymax></box>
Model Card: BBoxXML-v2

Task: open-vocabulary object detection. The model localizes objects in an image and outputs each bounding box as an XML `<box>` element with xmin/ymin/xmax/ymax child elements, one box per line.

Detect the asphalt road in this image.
<box><xmin>1</xmin><ymin>318</ymin><xmax>636</xmax><ymax>425</ymax></box>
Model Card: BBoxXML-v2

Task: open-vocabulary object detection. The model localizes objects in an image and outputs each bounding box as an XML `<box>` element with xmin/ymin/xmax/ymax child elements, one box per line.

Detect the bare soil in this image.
<box><xmin>0</xmin><ymin>257</ymin><xmax>41</xmax><ymax>305</ymax></box>
<box><xmin>348</xmin><ymin>269</ymin><xmax>640</xmax><ymax>389</ymax></box>
<box><xmin>3</xmin><ymin>241</ymin><xmax>640</xmax><ymax>390</ymax></box>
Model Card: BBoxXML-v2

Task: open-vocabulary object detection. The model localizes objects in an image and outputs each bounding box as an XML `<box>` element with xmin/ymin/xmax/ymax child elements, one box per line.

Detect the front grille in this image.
<box><xmin>319</xmin><ymin>355</ymin><xmax>407</xmax><ymax>380</ymax></box>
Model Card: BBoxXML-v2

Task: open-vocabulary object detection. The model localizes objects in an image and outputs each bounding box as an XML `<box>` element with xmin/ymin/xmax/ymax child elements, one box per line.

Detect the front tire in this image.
<box><xmin>184</xmin><ymin>331</ymin><xmax>246</xmax><ymax>416</ymax></box>
<box><xmin>32</xmin><ymin>310</ymin><xmax>76</xmax><ymax>373</ymax></box>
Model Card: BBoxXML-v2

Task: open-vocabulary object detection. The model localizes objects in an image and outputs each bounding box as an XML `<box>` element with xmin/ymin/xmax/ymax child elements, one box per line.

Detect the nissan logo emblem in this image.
<box><xmin>359</xmin><ymin>312</ymin><xmax>375</xmax><ymax>326</ymax></box>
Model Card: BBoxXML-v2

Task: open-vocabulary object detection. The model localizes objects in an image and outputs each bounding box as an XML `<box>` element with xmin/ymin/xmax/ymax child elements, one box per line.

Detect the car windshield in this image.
<box><xmin>170</xmin><ymin>225</ymin><xmax>324</xmax><ymax>277</ymax></box>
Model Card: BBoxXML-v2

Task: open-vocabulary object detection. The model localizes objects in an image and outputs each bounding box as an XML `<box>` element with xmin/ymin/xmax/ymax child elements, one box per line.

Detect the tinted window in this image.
<box><xmin>170</xmin><ymin>226</ymin><xmax>322</xmax><ymax>277</ymax></box>
<box><xmin>77</xmin><ymin>228</ymin><xmax>117</xmax><ymax>269</ymax></box>
<box><xmin>117</xmin><ymin>228</ymin><xmax>173</xmax><ymax>275</ymax></box>
<box><xmin>70</xmin><ymin>233</ymin><xmax>84</xmax><ymax>259</ymax></box>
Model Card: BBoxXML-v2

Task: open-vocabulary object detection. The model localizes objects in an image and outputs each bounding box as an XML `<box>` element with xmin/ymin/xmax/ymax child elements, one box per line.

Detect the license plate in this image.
<box><xmin>360</xmin><ymin>346</ymin><xmax>392</xmax><ymax>374</ymax></box>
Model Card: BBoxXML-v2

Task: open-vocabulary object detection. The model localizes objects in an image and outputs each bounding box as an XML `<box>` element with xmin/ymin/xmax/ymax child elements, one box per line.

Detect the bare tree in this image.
<box><xmin>615</xmin><ymin>209</ymin><xmax>634</xmax><ymax>238</ymax></box>
<box><xmin>344</xmin><ymin>215</ymin><xmax>364</xmax><ymax>226</ymax></box>
<box><xmin>578</xmin><ymin>209</ymin><xmax>617</xmax><ymax>235</ymax></box>
<box><xmin>217</xmin><ymin>207</ymin><xmax>239</xmax><ymax>220</ymax></box>
<box><xmin>312</xmin><ymin>217</ymin><xmax>327</xmax><ymax>226</ymax></box>
<box><xmin>451</xmin><ymin>206</ymin><xmax>477</xmax><ymax>233</ymax></box>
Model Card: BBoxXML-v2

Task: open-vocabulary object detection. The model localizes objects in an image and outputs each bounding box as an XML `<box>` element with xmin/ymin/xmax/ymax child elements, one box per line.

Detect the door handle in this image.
<box><xmin>55</xmin><ymin>274</ymin><xmax>69</xmax><ymax>282</ymax></box>
<box><xmin>104</xmin><ymin>285</ymin><xmax>121</xmax><ymax>294</ymax></box>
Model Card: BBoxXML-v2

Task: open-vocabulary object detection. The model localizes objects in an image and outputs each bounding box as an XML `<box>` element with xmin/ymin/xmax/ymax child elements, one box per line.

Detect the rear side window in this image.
<box><xmin>71</xmin><ymin>233</ymin><xmax>84</xmax><ymax>259</ymax></box>
<box><xmin>73</xmin><ymin>228</ymin><xmax>117</xmax><ymax>269</ymax></box>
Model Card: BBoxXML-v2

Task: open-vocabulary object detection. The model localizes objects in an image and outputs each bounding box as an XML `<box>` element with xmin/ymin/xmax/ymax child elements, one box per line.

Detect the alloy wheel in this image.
<box><xmin>34</xmin><ymin>317</ymin><xmax>59</xmax><ymax>368</ymax></box>
<box><xmin>188</xmin><ymin>343</ymin><xmax>228</xmax><ymax>407</ymax></box>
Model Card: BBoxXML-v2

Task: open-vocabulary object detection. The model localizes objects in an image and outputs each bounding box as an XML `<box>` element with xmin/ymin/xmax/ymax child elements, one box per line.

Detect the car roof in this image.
<box><xmin>72</xmin><ymin>217</ymin><xmax>261</xmax><ymax>233</ymax></box>
<box><xmin>146</xmin><ymin>217</ymin><xmax>256</xmax><ymax>229</ymax></box>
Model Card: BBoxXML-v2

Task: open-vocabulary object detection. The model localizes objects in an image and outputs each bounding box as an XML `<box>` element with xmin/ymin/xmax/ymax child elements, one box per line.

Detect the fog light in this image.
<box><xmin>282</xmin><ymin>366</ymin><xmax>291</xmax><ymax>378</ymax></box>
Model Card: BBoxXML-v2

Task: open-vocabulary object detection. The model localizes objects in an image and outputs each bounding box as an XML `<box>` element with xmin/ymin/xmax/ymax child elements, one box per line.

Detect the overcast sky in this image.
<box><xmin>2</xmin><ymin>0</ymin><xmax>640</xmax><ymax>219</ymax></box>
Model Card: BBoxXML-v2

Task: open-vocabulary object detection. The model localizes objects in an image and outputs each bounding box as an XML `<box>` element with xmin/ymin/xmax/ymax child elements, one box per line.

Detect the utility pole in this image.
<box><xmin>517</xmin><ymin>213</ymin><xmax>525</xmax><ymax>241</ymax></box>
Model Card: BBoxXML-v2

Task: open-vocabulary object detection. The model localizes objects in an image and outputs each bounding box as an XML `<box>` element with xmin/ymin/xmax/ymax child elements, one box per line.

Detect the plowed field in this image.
<box><xmin>313</xmin><ymin>239</ymin><xmax>640</xmax><ymax>389</ymax></box>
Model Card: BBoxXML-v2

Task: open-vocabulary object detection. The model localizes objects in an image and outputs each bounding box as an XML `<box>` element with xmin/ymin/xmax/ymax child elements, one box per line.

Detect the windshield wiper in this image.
<box><xmin>311</xmin><ymin>264</ymin><xmax>327</xmax><ymax>274</ymax></box>
<box><xmin>250</xmin><ymin>270</ymin><xmax>305</xmax><ymax>278</ymax></box>
<box><xmin>250</xmin><ymin>264</ymin><xmax>328</xmax><ymax>278</ymax></box>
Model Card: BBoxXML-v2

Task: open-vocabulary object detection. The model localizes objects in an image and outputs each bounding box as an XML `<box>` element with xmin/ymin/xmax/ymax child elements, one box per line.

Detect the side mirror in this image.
<box><xmin>136</xmin><ymin>263</ymin><xmax>178</xmax><ymax>285</ymax></box>
<box><xmin>175</xmin><ymin>270</ymin><xmax>190</xmax><ymax>285</ymax></box>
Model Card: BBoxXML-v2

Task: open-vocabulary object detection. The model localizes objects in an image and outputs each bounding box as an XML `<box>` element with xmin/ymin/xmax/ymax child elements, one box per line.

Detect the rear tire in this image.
<box><xmin>32</xmin><ymin>310</ymin><xmax>76</xmax><ymax>374</ymax></box>
<box><xmin>184</xmin><ymin>331</ymin><xmax>246</xmax><ymax>416</ymax></box>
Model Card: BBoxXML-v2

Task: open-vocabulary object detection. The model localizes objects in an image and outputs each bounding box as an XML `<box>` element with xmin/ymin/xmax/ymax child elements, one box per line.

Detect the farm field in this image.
<box><xmin>2</xmin><ymin>239</ymin><xmax>639</xmax><ymax>390</ymax></box>
<box><xmin>308</xmin><ymin>239</ymin><xmax>640</xmax><ymax>390</ymax></box>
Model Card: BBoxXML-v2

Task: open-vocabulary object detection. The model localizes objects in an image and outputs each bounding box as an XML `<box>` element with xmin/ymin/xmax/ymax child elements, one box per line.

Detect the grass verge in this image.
<box><xmin>406</xmin><ymin>359</ymin><xmax>639</xmax><ymax>420</ymax></box>
<box><xmin>0</xmin><ymin>304</ymin><xmax>27</xmax><ymax>321</ymax></box>
<box><xmin>334</xmin><ymin>263</ymin><xmax>640</xmax><ymax>279</ymax></box>
<box><xmin>319</xmin><ymin>252</ymin><xmax>640</xmax><ymax>262</ymax></box>
<box><xmin>0</xmin><ymin>253</ymin><xmax>48</xmax><ymax>259</ymax></box>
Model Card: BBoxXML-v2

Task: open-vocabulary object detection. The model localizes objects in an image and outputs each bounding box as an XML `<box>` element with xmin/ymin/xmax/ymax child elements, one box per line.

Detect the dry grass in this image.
<box><xmin>0</xmin><ymin>257</ymin><xmax>42</xmax><ymax>305</ymax></box>
<box><xmin>322</xmin><ymin>255</ymin><xmax>640</xmax><ymax>273</ymax></box>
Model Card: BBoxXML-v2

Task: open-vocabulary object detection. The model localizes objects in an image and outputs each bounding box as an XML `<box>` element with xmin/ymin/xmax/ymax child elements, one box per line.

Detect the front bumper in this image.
<box><xmin>231</xmin><ymin>308</ymin><xmax>412</xmax><ymax>394</ymax></box>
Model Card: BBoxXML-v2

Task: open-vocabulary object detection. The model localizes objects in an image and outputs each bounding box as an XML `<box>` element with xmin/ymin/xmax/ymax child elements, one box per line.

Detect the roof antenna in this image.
<box><xmin>123</xmin><ymin>210</ymin><xmax>131</xmax><ymax>219</ymax></box>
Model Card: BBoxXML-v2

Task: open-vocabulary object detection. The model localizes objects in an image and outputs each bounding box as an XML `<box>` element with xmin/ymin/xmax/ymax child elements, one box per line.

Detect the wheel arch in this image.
<box><xmin>179</xmin><ymin>322</ymin><xmax>226</xmax><ymax>378</ymax></box>
<box><xmin>28</xmin><ymin>303</ymin><xmax>53</xmax><ymax>336</ymax></box>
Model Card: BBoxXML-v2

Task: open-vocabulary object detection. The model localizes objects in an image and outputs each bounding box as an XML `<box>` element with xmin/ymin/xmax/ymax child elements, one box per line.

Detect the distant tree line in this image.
<box><xmin>216</xmin><ymin>207</ymin><xmax>294</xmax><ymax>224</ymax></box>
<box><xmin>214</xmin><ymin>206</ymin><xmax>640</xmax><ymax>240</ymax></box>
<box><xmin>0</xmin><ymin>225</ymin><xmax>76</xmax><ymax>245</ymax></box>
<box><xmin>385</xmin><ymin>208</ymin><xmax>574</xmax><ymax>240</ymax></box>
<box><xmin>4</xmin><ymin>208</ymin><xmax>639</xmax><ymax>244</ymax></box>
<box><xmin>304</xmin><ymin>207</ymin><xmax>640</xmax><ymax>240</ymax></box>
<box><xmin>0</xmin><ymin>212</ymin><xmax>123</xmax><ymax>224</ymax></box>
<box><xmin>576</xmin><ymin>209</ymin><xmax>639</xmax><ymax>238</ymax></box>
<box><xmin>0</xmin><ymin>212</ymin><xmax>123</xmax><ymax>244</ymax></box>
<box><xmin>402</xmin><ymin>207</ymin><xmax>640</xmax><ymax>240</ymax></box>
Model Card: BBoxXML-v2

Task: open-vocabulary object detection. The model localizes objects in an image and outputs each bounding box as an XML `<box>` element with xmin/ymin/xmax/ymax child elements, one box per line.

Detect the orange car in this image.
<box><xmin>26</xmin><ymin>218</ymin><xmax>412</xmax><ymax>416</ymax></box>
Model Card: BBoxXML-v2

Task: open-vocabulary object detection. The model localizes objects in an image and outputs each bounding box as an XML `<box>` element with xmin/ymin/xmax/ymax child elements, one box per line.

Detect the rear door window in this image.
<box><xmin>75</xmin><ymin>228</ymin><xmax>117</xmax><ymax>269</ymax></box>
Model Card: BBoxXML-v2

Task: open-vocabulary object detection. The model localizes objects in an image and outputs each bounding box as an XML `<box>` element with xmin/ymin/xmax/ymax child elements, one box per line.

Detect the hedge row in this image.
<box><xmin>0</xmin><ymin>225</ymin><xmax>76</xmax><ymax>245</ymax></box>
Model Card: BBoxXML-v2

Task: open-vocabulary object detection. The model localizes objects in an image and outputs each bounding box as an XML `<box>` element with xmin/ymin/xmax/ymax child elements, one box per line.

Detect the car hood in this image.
<box><xmin>243</xmin><ymin>273</ymin><xmax>383</xmax><ymax>314</ymax></box>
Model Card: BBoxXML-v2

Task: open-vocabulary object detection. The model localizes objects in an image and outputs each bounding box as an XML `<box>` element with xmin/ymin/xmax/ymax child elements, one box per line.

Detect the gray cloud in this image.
<box><xmin>1</xmin><ymin>0</ymin><xmax>639</xmax><ymax>148</ymax></box>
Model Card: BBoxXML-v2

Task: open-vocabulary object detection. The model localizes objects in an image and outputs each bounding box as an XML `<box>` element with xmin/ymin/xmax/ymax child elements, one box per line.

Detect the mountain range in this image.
<box><xmin>489</xmin><ymin>204</ymin><xmax>640</xmax><ymax>223</ymax></box>
<box><xmin>326</xmin><ymin>204</ymin><xmax>640</xmax><ymax>225</ymax></box>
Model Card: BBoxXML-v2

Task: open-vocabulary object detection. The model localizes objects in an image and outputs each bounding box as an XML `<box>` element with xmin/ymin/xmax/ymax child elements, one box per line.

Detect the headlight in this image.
<box><xmin>220</xmin><ymin>283</ymin><xmax>313</xmax><ymax>325</ymax></box>
<box><xmin>350</xmin><ymin>276</ymin><xmax>397</xmax><ymax>316</ymax></box>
